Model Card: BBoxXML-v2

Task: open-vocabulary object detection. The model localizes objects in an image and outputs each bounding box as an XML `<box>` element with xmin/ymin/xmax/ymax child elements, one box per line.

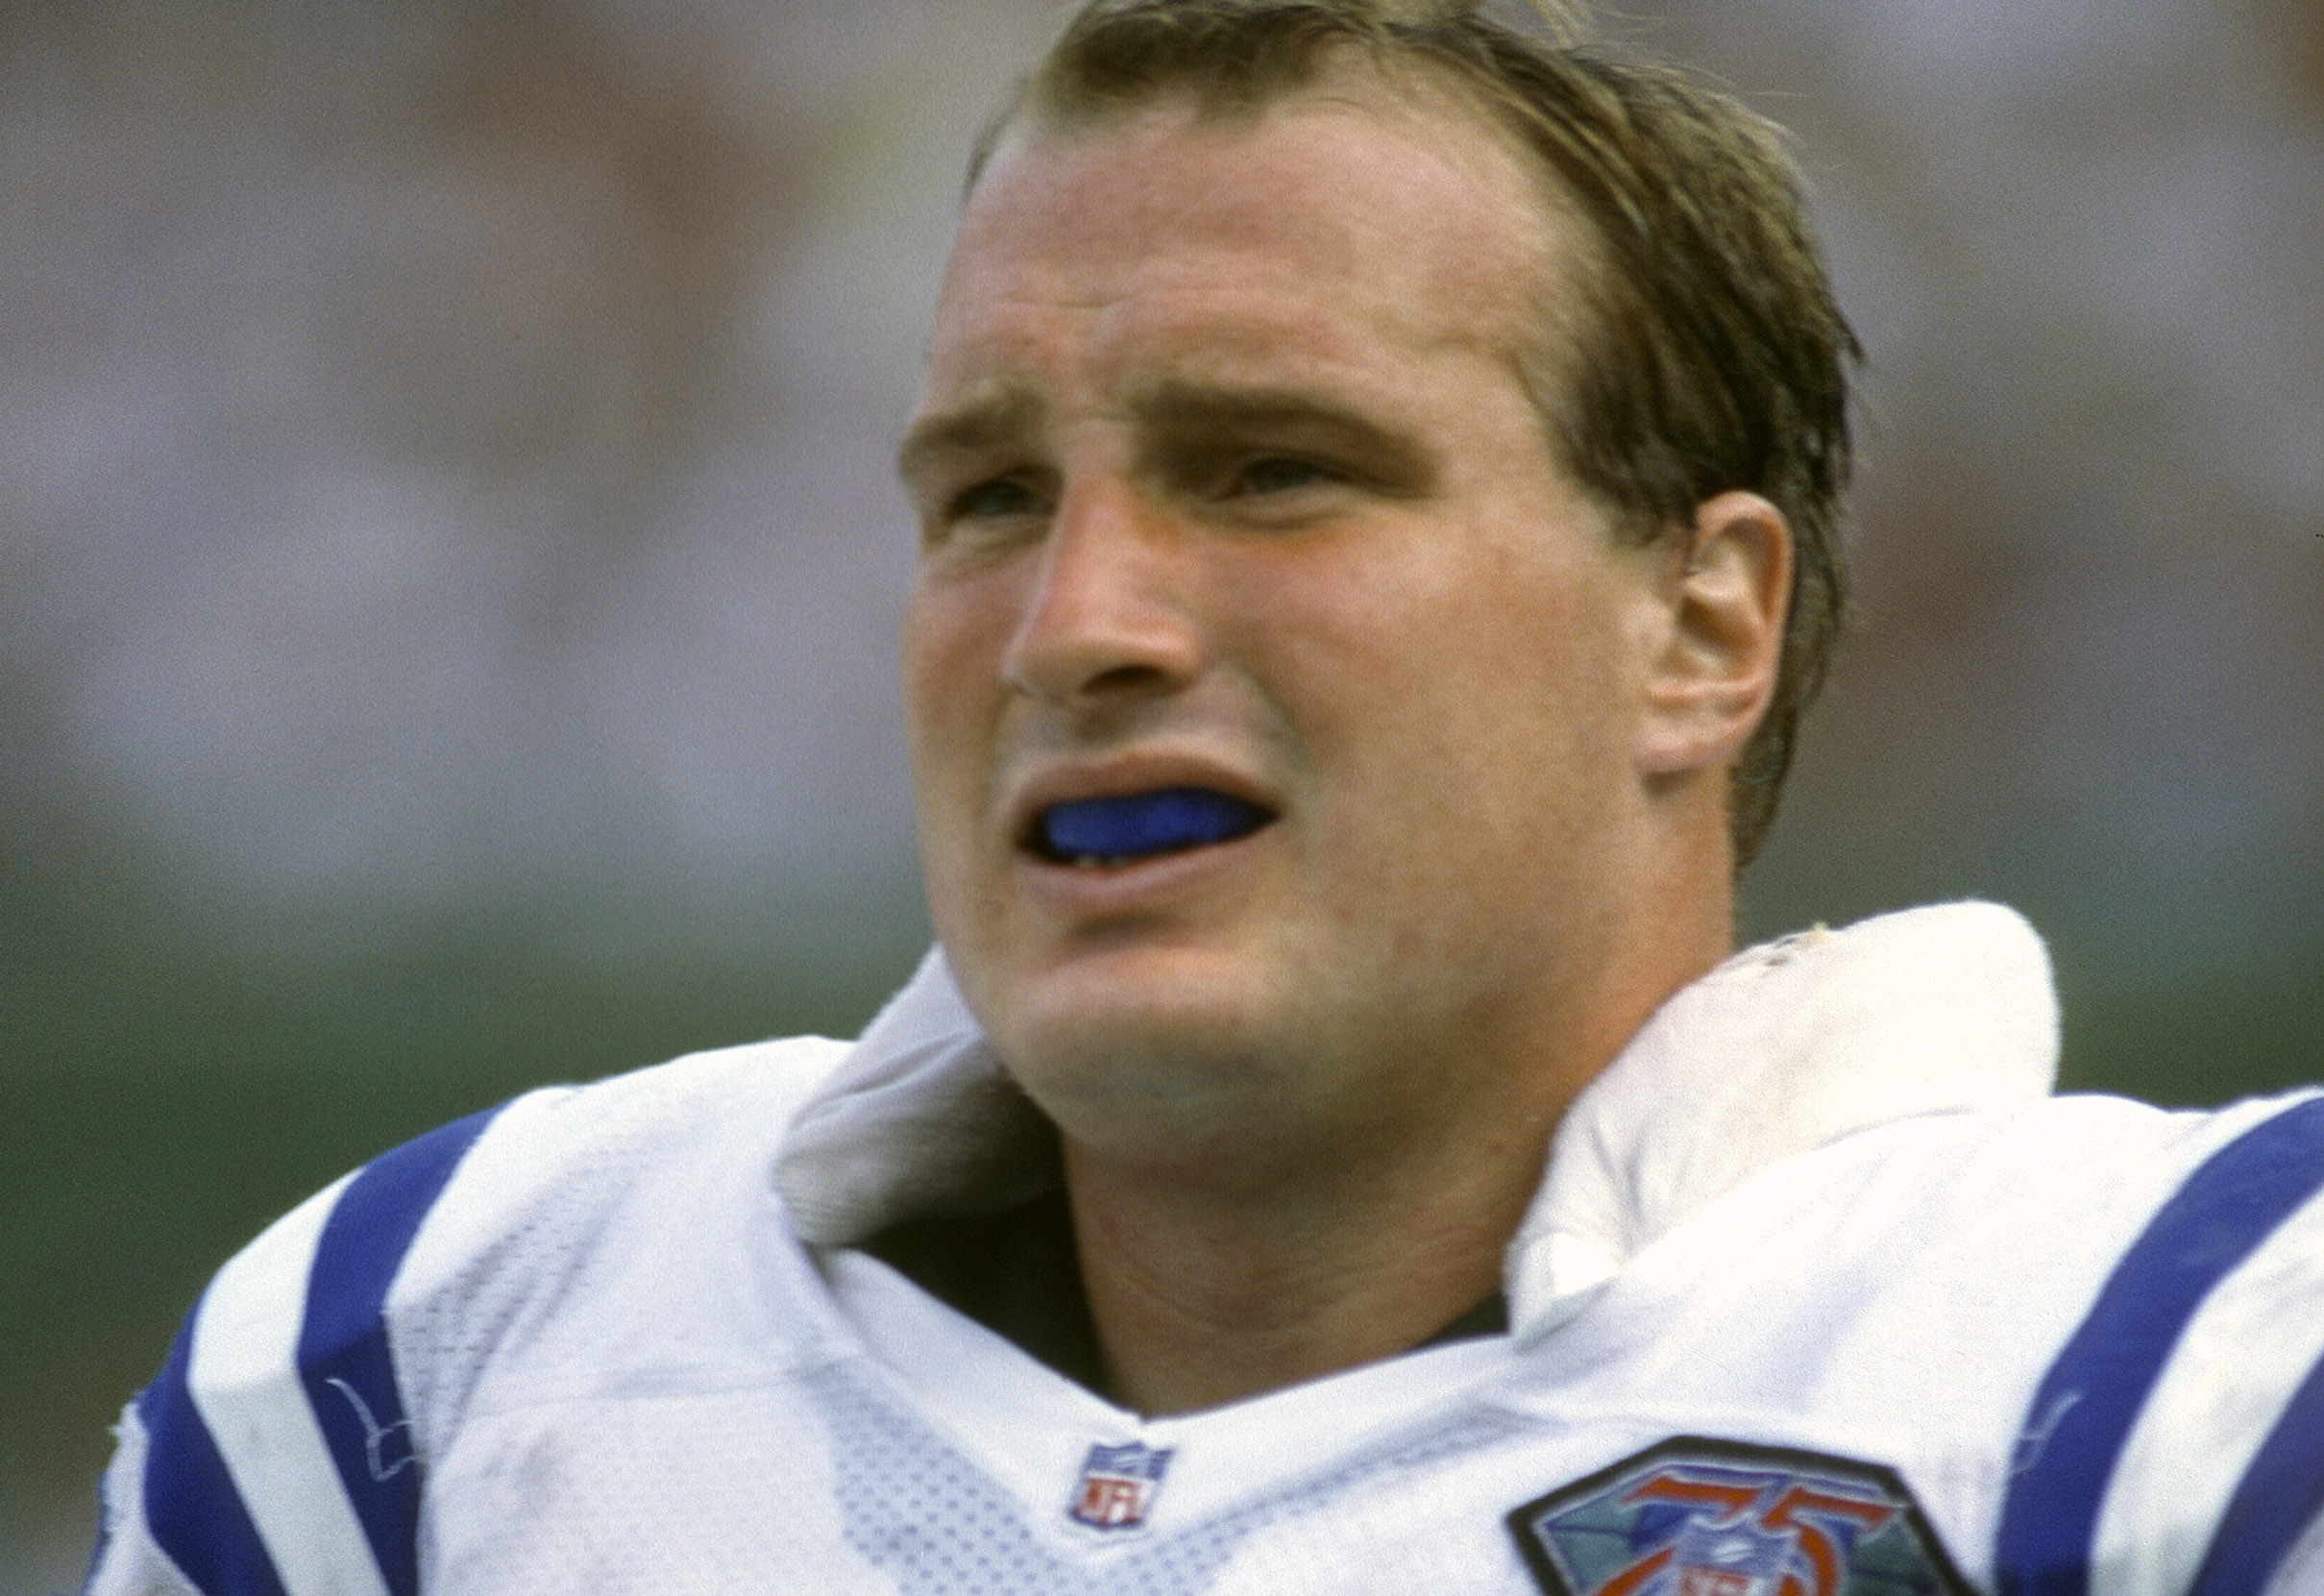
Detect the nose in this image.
<box><xmin>1000</xmin><ymin>480</ymin><xmax>1206</xmax><ymax>709</ymax></box>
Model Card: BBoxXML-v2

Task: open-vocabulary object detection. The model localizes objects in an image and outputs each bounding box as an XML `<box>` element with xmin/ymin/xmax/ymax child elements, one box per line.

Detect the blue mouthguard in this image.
<box><xmin>1040</xmin><ymin>787</ymin><xmax>1272</xmax><ymax>859</ymax></box>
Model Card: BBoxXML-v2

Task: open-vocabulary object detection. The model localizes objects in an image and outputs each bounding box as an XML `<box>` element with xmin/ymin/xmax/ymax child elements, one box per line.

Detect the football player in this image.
<box><xmin>86</xmin><ymin>2</ymin><xmax>2324</xmax><ymax>1592</ymax></box>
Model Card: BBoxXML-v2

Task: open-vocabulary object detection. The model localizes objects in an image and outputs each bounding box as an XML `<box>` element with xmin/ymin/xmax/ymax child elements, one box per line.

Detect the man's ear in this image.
<box><xmin>1632</xmin><ymin>490</ymin><xmax>1790</xmax><ymax>777</ymax></box>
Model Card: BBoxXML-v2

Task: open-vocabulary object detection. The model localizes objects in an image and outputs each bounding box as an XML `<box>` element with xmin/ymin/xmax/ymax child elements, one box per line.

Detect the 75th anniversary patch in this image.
<box><xmin>1506</xmin><ymin>1437</ymin><xmax>1973</xmax><ymax>1596</ymax></box>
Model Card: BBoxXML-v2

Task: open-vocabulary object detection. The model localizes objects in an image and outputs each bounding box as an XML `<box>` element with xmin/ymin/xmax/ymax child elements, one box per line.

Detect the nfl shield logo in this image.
<box><xmin>1068</xmin><ymin>1440</ymin><xmax>1175</xmax><ymax>1531</ymax></box>
<box><xmin>1506</xmin><ymin>1437</ymin><xmax>1971</xmax><ymax>1596</ymax></box>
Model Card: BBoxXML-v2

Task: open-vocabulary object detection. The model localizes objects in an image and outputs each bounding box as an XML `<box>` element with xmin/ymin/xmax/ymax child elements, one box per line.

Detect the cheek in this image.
<box><xmin>900</xmin><ymin>587</ymin><xmax>1006</xmax><ymax>956</ymax></box>
<box><xmin>1250</xmin><ymin>539</ymin><xmax>1637</xmax><ymax>895</ymax></box>
<box><xmin>1249</xmin><ymin>531</ymin><xmax>1616</xmax><ymax>751</ymax></box>
<box><xmin>899</xmin><ymin>584</ymin><xmax>1013</xmax><ymax>901</ymax></box>
<box><xmin>901</xmin><ymin>577</ymin><xmax>1006</xmax><ymax>768</ymax></box>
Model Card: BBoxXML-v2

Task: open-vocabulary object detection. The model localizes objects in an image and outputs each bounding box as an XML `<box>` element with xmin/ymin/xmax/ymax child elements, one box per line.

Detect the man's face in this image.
<box><xmin>898</xmin><ymin>79</ymin><xmax>1672</xmax><ymax>1167</ymax></box>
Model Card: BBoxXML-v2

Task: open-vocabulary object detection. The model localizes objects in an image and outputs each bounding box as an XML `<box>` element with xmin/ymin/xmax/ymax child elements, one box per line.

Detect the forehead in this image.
<box><xmin>921</xmin><ymin>69</ymin><xmax>1571</xmax><ymax>402</ymax></box>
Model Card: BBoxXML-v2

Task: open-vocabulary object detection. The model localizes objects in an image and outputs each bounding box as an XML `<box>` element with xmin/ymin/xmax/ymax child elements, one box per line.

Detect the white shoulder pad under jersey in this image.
<box><xmin>84</xmin><ymin>1034</ymin><xmax>849</xmax><ymax>1596</ymax></box>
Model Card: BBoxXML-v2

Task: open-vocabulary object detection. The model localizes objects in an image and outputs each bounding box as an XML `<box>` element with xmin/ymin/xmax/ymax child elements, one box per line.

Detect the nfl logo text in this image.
<box><xmin>1506</xmin><ymin>1438</ymin><xmax>1971</xmax><ymax>1596</ymax></box>
<box><xmin>1068</xmin><ymin>1440</ymin><xmax>1175</xmax><ymax>1531</ymax></box>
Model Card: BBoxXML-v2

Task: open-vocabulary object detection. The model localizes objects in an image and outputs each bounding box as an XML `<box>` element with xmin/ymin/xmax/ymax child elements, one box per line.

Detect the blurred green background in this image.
<box><xmin>3</xmin><ymin>0</ymin><xmax>2319</xmax><ymax>1586</ymax></box>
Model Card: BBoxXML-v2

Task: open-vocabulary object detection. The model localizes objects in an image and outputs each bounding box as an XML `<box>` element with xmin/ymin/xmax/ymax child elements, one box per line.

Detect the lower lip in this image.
<box><xmin>1015</xmin><ymin>823</ymin><xmax>1275</xmax><ymax>912</ymax></box>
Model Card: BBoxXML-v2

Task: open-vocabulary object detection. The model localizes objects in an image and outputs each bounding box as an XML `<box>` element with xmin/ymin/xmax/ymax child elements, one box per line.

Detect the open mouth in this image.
<box><xmin>1026</xmin><ymin>787</ymin><xmax>1275</xmax><ymax>868</ymax></box>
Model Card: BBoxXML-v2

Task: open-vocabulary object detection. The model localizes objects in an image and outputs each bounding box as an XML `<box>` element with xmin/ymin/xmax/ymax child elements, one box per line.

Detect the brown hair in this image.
<box><xmin>966</xmin><ymin>0</ymin><xmax>1860</xmax><ymax>870</ymax></box>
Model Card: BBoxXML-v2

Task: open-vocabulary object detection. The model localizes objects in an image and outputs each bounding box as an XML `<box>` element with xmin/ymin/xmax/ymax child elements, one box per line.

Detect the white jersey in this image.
<box><xmin>86</xmin><ymin>902</ymin><xmax>2324</xmax><ymax>1596</ymax></box>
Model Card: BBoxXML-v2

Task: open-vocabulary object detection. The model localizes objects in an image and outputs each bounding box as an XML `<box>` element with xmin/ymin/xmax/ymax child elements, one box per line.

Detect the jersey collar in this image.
<box><xmin>774</xmin><ymin>900</ymin><xmax>2059</xmax><ymax>1343</ymax></box>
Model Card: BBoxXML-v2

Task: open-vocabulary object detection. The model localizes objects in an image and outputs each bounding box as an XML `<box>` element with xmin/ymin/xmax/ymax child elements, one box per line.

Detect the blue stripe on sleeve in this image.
<box><xmin>1995</xmin><ymin>1096</ymin><xmax>2324</xmax><ymax>1596</ymax></box>
<box><xmin>296</xmin><ymin>1106</ymin><xmax>501</xmax><ymax>1596</ymax></box>
<box><xmin>2189</xmin><ymin>1339</ymin><xmax>2324</xmax><ymax>1596</ymax></box>
<box><xmin>136</xmin><ymin>1308</ymin><xmax>289</xmax><ymax>1596</ymax></box>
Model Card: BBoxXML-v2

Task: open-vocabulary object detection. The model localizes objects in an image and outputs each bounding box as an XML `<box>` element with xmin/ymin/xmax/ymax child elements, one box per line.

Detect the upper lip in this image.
<box><xmin>1005</xmin><ymin>753</ymin><xmax>1284</xmax><ymax>854</ymax></box>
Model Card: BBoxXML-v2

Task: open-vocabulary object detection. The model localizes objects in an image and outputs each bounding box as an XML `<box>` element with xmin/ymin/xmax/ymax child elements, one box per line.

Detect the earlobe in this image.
<box><xmin>1632</xmin><ymin>491</ymin><xmax>1790</xmax><ymax>777</ymax></box>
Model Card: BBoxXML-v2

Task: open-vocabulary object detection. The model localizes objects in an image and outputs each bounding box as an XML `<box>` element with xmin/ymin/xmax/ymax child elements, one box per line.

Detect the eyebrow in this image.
<box><xmin>894</xmin><ymin>382</ymin><xmax>1046</xmax><ymax>489</ymax></box>
<box><xmin>893</xmin><ymin>376</ymin><xmax>1435</xmax><ymax>493</ymax></box>
<box><xmin>1125</xmin><ymin>380</ymin><xmax>1432</xmax><ymax>488</ymax></box>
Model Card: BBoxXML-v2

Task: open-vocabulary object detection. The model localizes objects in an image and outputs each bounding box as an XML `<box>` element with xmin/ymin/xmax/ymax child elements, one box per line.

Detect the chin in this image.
<box><xmin>986</xmin><ymin>963</ymin><xmax>1299</xmax><ymax>1149</ymax></box>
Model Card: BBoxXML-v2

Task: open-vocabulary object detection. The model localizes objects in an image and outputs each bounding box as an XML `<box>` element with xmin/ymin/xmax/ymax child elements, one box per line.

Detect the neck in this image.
<box><xmin>1061</xmin><ymin>1112</ymin><xmax>1532</xmax><ymax>1414</ymax></box>
<box><xmin>1061</xmin><ymin>919</ymin><xmax>1720</xmax><ymax>1415</ymax></box>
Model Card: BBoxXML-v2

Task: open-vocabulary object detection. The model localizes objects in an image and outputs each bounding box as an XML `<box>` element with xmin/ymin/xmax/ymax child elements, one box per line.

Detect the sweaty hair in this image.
<box><xmin>968</xmin><ymin>0</ymin><xmax>1861</xmax><ymax>870</ymax></box>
